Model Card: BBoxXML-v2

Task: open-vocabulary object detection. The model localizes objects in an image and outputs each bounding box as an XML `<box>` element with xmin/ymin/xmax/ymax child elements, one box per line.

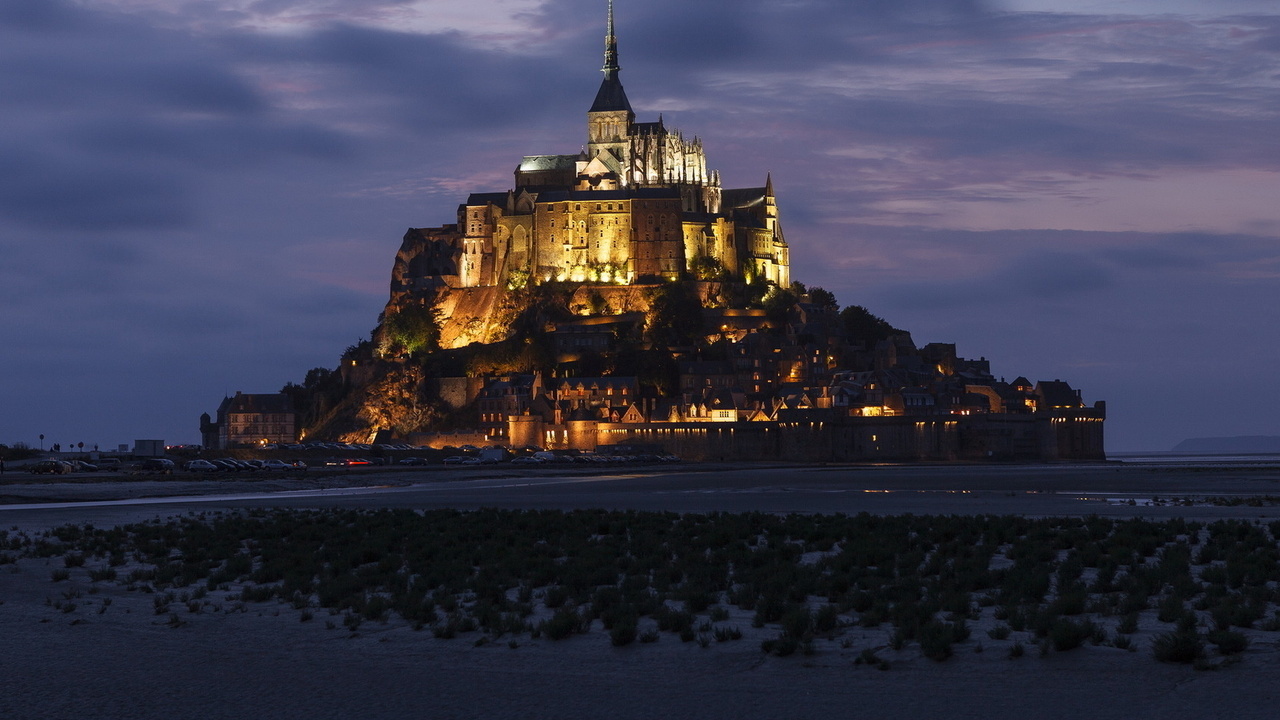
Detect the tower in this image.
<box><xmin>587</xmin><ymin>0</ymin><xmax>634</xmax><ymax>173</ymax></box>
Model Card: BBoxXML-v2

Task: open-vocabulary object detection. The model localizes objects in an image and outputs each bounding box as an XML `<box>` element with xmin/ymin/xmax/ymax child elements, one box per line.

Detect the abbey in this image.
<box><xmin>416</xmin><ymin>2</ymin><xmax>789</xmax><ymax>290</ymax></box>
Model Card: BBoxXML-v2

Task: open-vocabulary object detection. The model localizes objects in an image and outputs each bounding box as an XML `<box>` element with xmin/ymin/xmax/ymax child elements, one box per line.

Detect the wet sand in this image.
<box><xmin>4</xmin><ymin>460</ymin><xmax>1280</xmax><ymax>719</ymax></box>
<box><xmin>5</xmin><ymin>460</ymin><xmax>1280</xmax><ymax>528</ymax></box>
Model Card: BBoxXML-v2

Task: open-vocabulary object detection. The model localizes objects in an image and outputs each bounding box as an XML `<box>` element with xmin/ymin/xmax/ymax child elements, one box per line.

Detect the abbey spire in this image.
<box><xmin>603</xmin><ymin>0</ymin><xmax>619</xmax><ymax>76</ymax></box>
<box><xmin>587</xmin><ymin>1</ymin><xmax>634</xmax><ymax>171</ymax></box>
<box><xmin>589</xmin><ymin>0</ymin><xmax>632</xmax><ymax>114</ymax></box>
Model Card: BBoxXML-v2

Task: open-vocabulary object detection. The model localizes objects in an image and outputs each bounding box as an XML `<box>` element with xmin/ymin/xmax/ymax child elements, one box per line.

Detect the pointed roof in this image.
<box><xmin>590</xmin><ymin>1</ymin><xmax>633</xmax><ymax>113</ymax></box>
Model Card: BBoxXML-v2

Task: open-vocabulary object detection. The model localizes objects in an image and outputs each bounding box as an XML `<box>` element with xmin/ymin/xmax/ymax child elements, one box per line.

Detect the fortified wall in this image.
<box><xmin>507</xmin><ymin>409</ymin><xmax>1106</xmax><ymax>462</ymax></box>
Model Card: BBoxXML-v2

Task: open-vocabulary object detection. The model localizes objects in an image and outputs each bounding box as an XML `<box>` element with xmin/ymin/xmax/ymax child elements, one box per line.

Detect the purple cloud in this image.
<box><xmin>1</xmin><ymin>0</ymin><xmax>1278</xmax><ymax>451</ymax></box>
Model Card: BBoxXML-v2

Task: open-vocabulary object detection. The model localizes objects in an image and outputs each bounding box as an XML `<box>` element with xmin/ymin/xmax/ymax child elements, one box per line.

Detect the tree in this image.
<box><xmin>510</xmin><ymin>282</ymin><xmax>576</xmax><ymax>340</ymax></box>
<box><xmin>762</xmin><ymin>285</ymin><xmax>799</xmax><ymax>328</ymax></box>
<box><xmin>587</xmin><ymin>289</ymin><xmax>611</xmax><ymax>316</ymax></box>
<box><xmin>383</xmin><ymin>303</ymin><xmax>442</xmax><ymax>356</ymax></box>
<box><xmin>840</xmin><ymin>305</ymin><xmax>904</xmax><ymax>346</ymax></box>
<box><xmin>646</xmin><ymin>282</ymin><xmax>705</xmax><ymax>348</ymax></box>
<box><xmin>689</xmin><ymin>255</ymin><xmax>727</xmax><ymax>281</ymax></box>
<box><xmin>808</xmin><ymin>286</ymin><xmax>838</xmax><ymax>310</ymax></box>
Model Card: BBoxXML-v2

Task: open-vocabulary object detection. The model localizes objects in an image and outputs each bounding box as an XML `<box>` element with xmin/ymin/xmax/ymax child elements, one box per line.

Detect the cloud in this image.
<box><xmin>0</xmin><ymin>146</ymin><xmax>192</xmax><ymax>231</ymax></box>
<box><xmin>1</xmin><ymin>0</ymin><xmax>1279</xmax><ymax>452</ymax></box>
<box><xmin>876</xmin><ymin>247</ymin><xmax>1113</xmax><ymax>311</ymax></box>
<box><xmin>0</xmin><ymin>1</ymin><xmax>363</xmax><ymax>231</ymax></box>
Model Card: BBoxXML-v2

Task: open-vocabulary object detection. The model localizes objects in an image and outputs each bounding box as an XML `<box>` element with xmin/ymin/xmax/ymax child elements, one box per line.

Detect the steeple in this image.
<box><xmin>590</xmin><ymin>0</ymin><xmax>632</xmax><ymax>113</ymax></box>
<box><xmin>604</xmin><ymin>0</ymin><xmax>619</xmax><ymax>76</ymax></box>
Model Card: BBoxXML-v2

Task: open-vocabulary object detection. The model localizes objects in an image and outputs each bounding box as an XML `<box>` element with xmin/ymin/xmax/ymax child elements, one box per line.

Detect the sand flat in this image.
<box><xmin>4</xmin><ymin>461</ymin><xmax>1280</xmax><ymax>719</ymax></box>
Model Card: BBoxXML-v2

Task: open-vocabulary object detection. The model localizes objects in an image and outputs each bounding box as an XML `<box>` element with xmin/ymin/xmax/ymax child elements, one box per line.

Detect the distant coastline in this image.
<box><xmin>1171</xmin><ymin>436</ymin><xmax>1280</xmax><ymax>454</ymax></box>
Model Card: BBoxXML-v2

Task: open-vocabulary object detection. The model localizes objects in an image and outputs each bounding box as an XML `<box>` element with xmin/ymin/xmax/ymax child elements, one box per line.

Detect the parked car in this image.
<box><xmin>324</xmin><ymin>458</ymin><xmax>370</xmax><ymax>467</ymax></box>
<box><xmin>262</xmin><ymin>459</ymin><xmax>292</xmax><ymax>471</ymax></box>
<box><xmin>184</xmin><ymin>460</ymin><xmax>218</xmax><ymax>472</ymax></box>
<box><xmin>30</xmin><ymin>460</ymin><xmax>73</xmax><ymax>475</ymax></box>
<box><xmin>138</xmin><ymin>458</ymin><xmax>175</xmax><ymax>472</ymax></box>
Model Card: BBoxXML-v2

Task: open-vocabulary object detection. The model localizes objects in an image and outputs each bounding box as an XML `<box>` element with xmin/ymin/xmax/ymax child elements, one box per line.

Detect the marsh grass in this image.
<box><xmin>20</xmin><ymin>510</ymin><xmax>1280</xmax><ymax>666</ymax></box>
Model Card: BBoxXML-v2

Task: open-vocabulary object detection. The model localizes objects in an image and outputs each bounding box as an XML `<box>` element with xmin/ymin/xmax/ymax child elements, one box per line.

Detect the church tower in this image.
<box><xmin>587</xmin><ymin>1</ymin><xmax>634</xmax><ymax>175</ymax></box>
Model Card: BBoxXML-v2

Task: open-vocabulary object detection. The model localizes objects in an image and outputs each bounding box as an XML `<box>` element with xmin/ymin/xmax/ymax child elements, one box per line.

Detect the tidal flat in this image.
<box><xmin>3</xmin><ymin>461</ymin><xmax>1280</xmax><ymax>719</ymax></box>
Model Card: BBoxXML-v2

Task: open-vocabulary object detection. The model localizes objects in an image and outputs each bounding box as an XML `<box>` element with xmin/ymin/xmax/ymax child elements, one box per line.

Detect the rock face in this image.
<box><xmin>300</xmin><ymin>362</ymin><xmax>444</xmax><ymax>444</ymax></box>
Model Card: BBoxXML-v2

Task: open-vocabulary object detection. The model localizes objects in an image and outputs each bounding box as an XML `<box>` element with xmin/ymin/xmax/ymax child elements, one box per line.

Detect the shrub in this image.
<box><xmin>987</xmin><ymin>625</ymin><xmax>1011</xmax><ymax>640</ymax></box>
<box><xmin>1050</xmin><ymin>618</ymin><xmax>1097</xmax><ymax>652</ymax></box>
<box><xmin>1157</xmin><ymin>595</ymin><xmax>1184</xmax><ymax>623</ymax></box>
<box><xmin>610</xmin><ymin>617</ymin><xmax>637</xmax><ymax>646</ymax></box>
<box><xmin>1117</xmin><ymin>612</ymin><xmax>1139</xmax><ymax>634</ymax></box>
<box><xmin>541</xmin><ymin>607</ymin><xmax>582</xmax><ymax>640</ymax></box>
<box><xmin>1207</xmin><ymin>630</ymin><xmax>1248</xmax><ymax>655</ymax></box>
<box><xmin>761</xmin><ymin>634</ymin><xmax>800</xmax><ymax>657</ymax></box>
<box><xmin>814</xmin><ymin>604</ymin><xmax>840</xmax><ymax>633</ymax></box>
<box><xmin>781</xmin><ymin>605</ymin><xmax>812</xmax><ymax>639</ymax></box>
<box><xmin>856</xmin><ymin>648</ymin><xmax>881</xmax><ymax>665</ymax></box>
<box><xmin>919</xmin><ymin>620</ymin><xmax>966</xmax><ymax>661</ymax></box>
<box><xmin>543</xmin><ymin>586</ymin><xmax>568</xmax><ymax>609</ymax></box>
<box><xmin>713</xmin><ymin>625</ymin><xmax>742</xmax><ymax>642</ymax></box>
<box><xmin>1177</xmin><ymin>612</ymin><xmax>1198</xmax><ymax>633</ymax></box>
<box><xmin>654</xmin><ymin>607</ymin><xmax>695</xmax><ymax>634</ymax></box>
<box><xmin>1153</xmin><ymin>631</ymin><xmax>1204</xmax><ymax>664</ymax></box>
<box><xmin>50</xmin><ymin>568</ymin><xmax>70</xmax><ymax>582</ymax></box>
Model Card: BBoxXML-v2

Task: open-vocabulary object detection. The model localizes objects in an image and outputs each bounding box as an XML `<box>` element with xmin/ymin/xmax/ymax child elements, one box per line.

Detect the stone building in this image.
<box><xmin>199</xmin><ymin>392</ymin><xmax>298</xmax><ymax>450</ymax></box>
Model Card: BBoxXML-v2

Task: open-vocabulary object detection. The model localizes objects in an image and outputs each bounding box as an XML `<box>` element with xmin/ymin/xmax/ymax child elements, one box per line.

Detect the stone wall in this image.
<box><xmin>509</xmin><ymin>409</ymin><xmax>1106</xmax><ymax>462</ymax></box>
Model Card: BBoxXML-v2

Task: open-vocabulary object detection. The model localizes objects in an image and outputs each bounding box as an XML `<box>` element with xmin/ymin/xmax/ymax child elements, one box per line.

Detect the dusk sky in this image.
<box><xmin>2</xmin><ymin>0</ymin><xmax>1278</xmax><ymax>452</ymax></box>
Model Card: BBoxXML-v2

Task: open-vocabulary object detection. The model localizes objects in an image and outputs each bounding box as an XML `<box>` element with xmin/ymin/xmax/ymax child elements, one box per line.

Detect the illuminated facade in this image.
<box><xmin>425</xmin><ymin>2</ymin><xmax>789</xmax><ymax>290</ymax></box>
<box><xmin>200</xmin><ymin>391</ymin><xmax>298</xmax><ymax>450</ymax></box>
